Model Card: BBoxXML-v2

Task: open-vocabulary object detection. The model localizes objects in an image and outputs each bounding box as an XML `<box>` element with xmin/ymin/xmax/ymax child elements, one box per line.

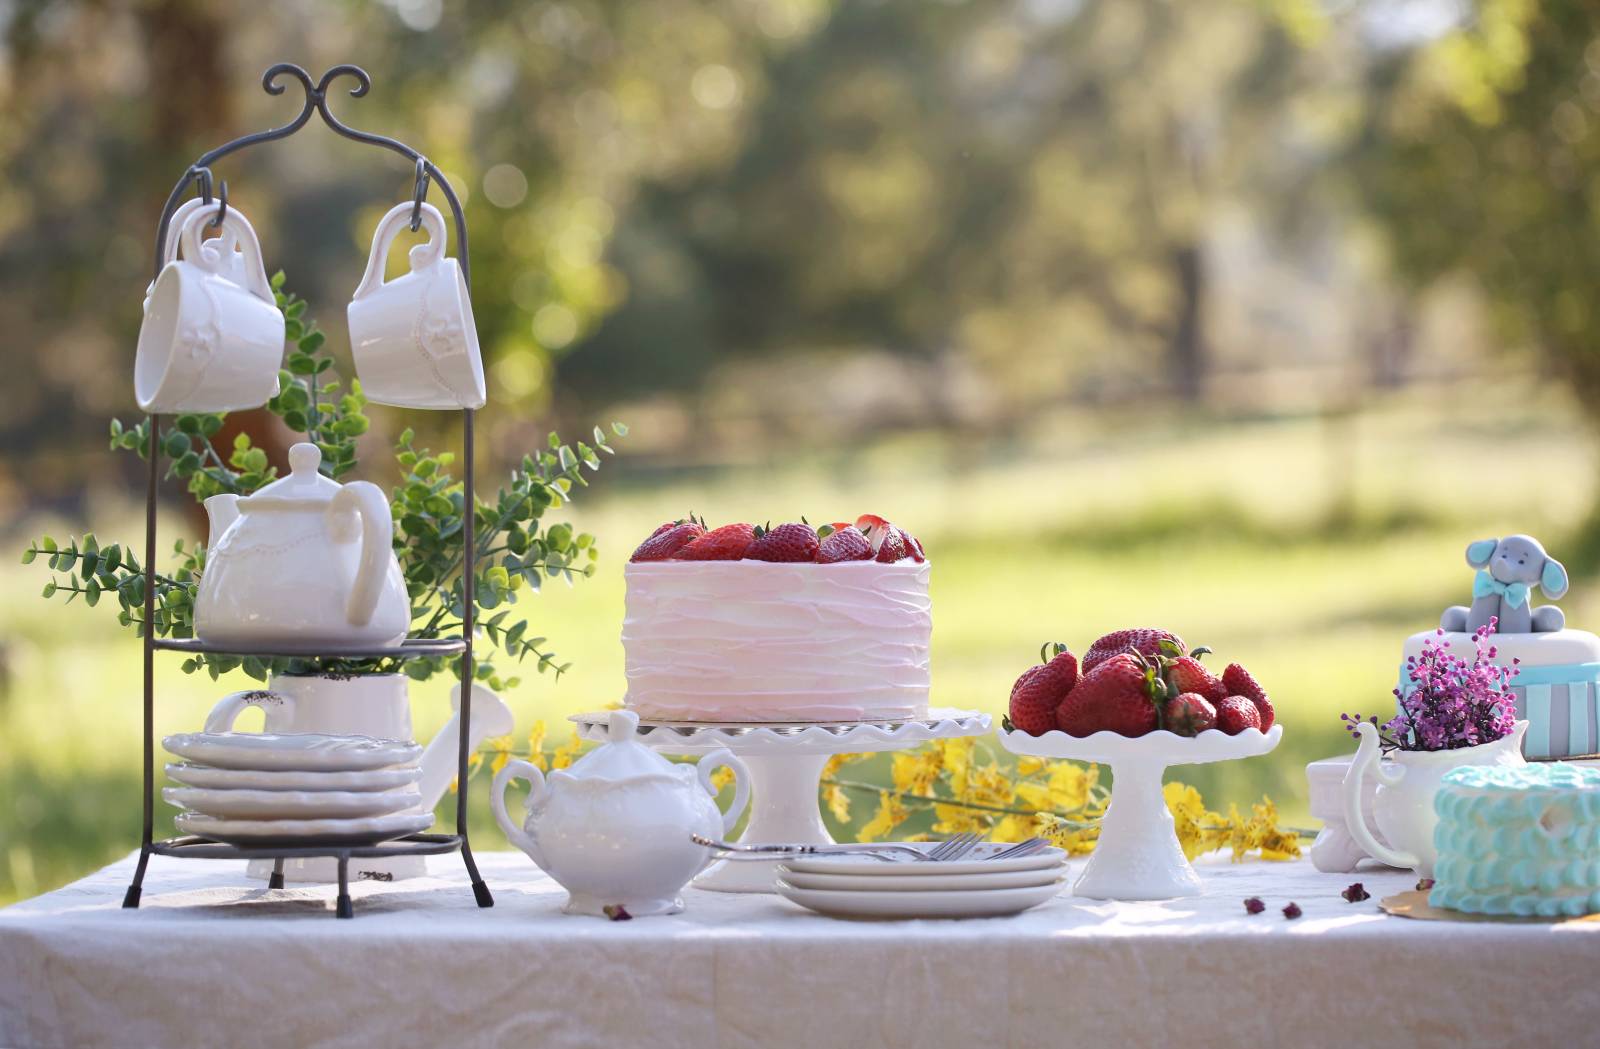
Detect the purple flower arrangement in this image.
<box><xmin>1341</xmin><ymin>619</ymin><xmax>1518</xmax><ymax>752</ymax></box>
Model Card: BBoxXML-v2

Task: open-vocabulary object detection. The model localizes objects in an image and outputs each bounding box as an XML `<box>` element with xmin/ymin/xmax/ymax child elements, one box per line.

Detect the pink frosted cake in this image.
<box><xmin>621</xmin><ymin>514</ymin><xmax>932</xmax><ymax>722</ymax></box>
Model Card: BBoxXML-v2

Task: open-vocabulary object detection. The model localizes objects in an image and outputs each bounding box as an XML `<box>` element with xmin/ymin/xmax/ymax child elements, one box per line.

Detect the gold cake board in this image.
<box><xmin>1381</xmin><ymin>889</ymin><xmax>1600</xmax><ymax>925</ymax></box>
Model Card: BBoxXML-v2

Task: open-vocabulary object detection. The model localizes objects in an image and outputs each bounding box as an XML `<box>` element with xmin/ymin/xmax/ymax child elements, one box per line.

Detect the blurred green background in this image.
<box><xmin>5</xmin><ymin>0</ymin><xmax>1600</xmax><ymax>904</ymax></box>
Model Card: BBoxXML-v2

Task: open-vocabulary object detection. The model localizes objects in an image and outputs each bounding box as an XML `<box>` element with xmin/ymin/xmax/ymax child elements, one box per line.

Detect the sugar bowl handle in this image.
<box><xmin>696</xmin><ymin>748</ymin><xmax>751</xmax><ymax>836</ymax></box>
<box><xmin>492</xmin><ymin>759</ymin><xmax>547</xmax><ymax>866</ymax></box>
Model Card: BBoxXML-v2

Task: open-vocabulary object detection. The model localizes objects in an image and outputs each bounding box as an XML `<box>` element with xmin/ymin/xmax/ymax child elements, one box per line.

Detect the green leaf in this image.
<box><xmin>299</xmin><ymin>330</ymin><xmax>326</xmax><ymax>352</ymax></box>
<box><xmin>41</xmin><ymin>581</ymin><xmax>55</xmax><ymax>597</ymax></box>
<box><xmin>20</xmin><ymin>548</ymin><xmax>35</xmax><ymax>564</ymax></box>
<box><xmin>611</xmin><ymin>421</ymin><xmax>628</xmax><ymax>436</ymax></box>
<box><xmin>164</xmin><ymin>431</ymin><xmax>191</xmax><ymax>458</ymax></box>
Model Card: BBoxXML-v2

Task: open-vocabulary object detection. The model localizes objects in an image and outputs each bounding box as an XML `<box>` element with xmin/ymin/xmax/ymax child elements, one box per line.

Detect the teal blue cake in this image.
<box><xmin>1431</xmin><ymin>763</ymin><xmax>1600</xmax><ymax>917</ymax></box>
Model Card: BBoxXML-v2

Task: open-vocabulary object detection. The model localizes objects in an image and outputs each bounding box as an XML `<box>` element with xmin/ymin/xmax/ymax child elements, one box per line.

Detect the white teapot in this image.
<box><xmin>194</xmin><ymin>442</ymin><xmax>410</xmax><ymax>648</ymax></box>
<box><xmin>492</xmin><ymin>710</ymin><xmax>750</xmax><ymax>916</ymax></box>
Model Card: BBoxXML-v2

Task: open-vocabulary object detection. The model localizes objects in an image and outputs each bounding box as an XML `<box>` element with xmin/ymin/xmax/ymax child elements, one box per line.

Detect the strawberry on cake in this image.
<box><xmin>622</xmin><ymin>514</ymin><xmax>932</xmax><ymax>722</ymax></box>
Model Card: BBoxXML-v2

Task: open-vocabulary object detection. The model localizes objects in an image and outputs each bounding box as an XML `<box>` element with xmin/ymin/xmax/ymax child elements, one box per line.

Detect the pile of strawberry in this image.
<box><xmin>629</xmin><ymin>513</ymin><xmax>926</xmax><ymax>564</ymax></box>
<box><xmin>1006</xmin><ymin>628</ymin><xmax>1276</xmax><ymax>739</ymax></box>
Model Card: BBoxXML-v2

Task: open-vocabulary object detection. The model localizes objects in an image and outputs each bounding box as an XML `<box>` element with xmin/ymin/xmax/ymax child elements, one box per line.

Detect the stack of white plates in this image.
<box><xmin>162</xmin><ymin>731</ymin><xmax>433</xmax><ymax>847</ymax></box>
<box><xmin>776</xmin><ymin>842</ymin><xmax>1068</xmax><ymax>919</ymax></box>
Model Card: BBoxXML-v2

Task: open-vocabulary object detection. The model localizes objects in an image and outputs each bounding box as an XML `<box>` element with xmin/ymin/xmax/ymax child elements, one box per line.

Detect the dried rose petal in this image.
<box><xmin>1282</xmin><ymin>902</ymin><xmax>1302</xmax><ymax>919</ymax></box>
<box><xmin>1342</xmin><ymin>882</ymin><xmax>1371</xmax><ymax>903</ymax></box>
<box><xmin>1415</xmin><ymin>878</ymin><xmax>1435</xmax><ymax>891</ymax></box>
<box><xmin>602</xmin><ymin>904</ymin><xmax>633</xmax><ymax>921</ymax></box>
<box><xmin>1243</xmin><ymin>897</ymin><xmax>1265</xmax><ymax>915</ymax></box>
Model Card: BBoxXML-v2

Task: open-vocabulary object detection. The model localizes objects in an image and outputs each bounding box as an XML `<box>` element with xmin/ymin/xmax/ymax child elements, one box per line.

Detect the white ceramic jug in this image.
<box><xmin>1342</xmin><ymin>720</ymin><xmax>1527</xmax><ymax>877</ymax></box>
<box><xmin>194</xmin><ymin>442</ymin><xmax>410</xmax><ymax>649</ymax></box>
<box><xmin>492</xmin><ymin>710</ymin><xmax>750</xmax><ymax>916</ymax></box>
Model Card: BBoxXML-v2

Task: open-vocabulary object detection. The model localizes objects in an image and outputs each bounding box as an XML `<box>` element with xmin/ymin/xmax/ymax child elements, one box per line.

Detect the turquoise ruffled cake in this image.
<box><xmin>1431</xmin><ymin>763</ymin><xmax>1600</xmax><ymax>918</ymax></box>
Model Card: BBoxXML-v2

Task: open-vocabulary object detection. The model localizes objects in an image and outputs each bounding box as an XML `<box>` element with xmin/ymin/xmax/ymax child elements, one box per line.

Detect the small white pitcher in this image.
<box><xmin>135</xmin><ymin>201</ymin><xmax>284</xmax><ymax>413</ymax></box>
<box><xmin>1342</xmin><ymin>720</ymin><xmax>1527</xmax><ymax>877</ymax></box>
<box><xmin>347</xmin><ymin>201</ymin><xmax>486</xmax><ymax>409</ymax></box>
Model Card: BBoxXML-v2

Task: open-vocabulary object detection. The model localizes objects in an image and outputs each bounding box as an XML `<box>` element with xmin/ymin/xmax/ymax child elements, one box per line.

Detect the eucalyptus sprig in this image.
<box><xmin>26</xmin><ymin>273</ymin><xmax>622</xmax><ymax>688</ymax></box>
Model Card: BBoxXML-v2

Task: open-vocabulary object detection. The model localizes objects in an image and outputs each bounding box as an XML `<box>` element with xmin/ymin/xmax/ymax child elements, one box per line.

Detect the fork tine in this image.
<box><xmin>943</xmin><ymin>831</ymin><xmax>986</xmax><ymax>861</ymax></box>
<box><xmin>989</xmin><ymin>836</ymin><xmax>1046</xmax><ymax>861</ymax></box>
<box><xmin>924</xmin><ymin>832</ymin><xmax>968</xmax><ymax>862</ymax></box>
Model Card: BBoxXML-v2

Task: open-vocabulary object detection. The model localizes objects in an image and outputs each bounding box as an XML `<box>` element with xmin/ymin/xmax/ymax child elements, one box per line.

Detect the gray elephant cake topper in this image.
<box><xmin>1440</xmin><ymin>534</ymin><xmax>1568</xmax><ymax>634</ymax></box>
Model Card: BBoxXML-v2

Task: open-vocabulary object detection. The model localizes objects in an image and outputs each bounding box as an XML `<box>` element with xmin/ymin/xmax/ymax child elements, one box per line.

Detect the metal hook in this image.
<box><xmin>193</xmin><ymin>166</ymin><xmax>214</xmax><ymax>204</ymax></box>
<box><xmin>208</xmin><ymin>180</ymin><xmax>229</xmax><ymax>229</ymax></box>
<box><xmin>410</xmin><ymin>156</ymin><xmax>430</xmax><ymax>232</ymax></box>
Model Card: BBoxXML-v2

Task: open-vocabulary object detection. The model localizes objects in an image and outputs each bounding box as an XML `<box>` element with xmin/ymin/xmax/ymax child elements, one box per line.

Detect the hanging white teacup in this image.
<box><xmin>141</xmin><ymin>197</ymin><xmax>250</xmax><ymax>313</ymax></box>
<box><xmin>134</xmin><ymin>202</ymin><xmax>284</xmax><ymax>413</ymax></box>
<box><xmin>347</xmin><ymin>201</ymin><xmax>486</xmax><ymax>409</ymax></box>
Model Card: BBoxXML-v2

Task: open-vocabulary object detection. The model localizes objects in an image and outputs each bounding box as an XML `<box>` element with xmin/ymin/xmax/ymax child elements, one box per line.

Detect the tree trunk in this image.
<box><xmin>1170</xmin><ymin>244</ymin><xmax>1205</xmax><ymax>402</ymax></box>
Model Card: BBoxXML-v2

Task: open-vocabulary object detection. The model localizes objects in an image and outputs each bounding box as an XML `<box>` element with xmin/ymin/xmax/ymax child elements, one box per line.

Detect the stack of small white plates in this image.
<box><xmin>162</xmin><ymin>731</ymin><xmax>433</xmax><ymax>847</ymax></box>
<box><xmin>775</xmin><ymin>842</ymin><xmax>1068</xmax><ymax>919</ymax></box>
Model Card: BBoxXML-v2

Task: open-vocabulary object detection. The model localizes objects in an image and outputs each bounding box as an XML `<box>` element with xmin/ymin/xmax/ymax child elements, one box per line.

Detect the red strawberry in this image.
<box><xmin>1081</xmin><ymin>628</ymin><xmax>1185</xmax><ymax>675</ymax></box>
<box><xmin>1216</xmin><ymin>695</ymin><xmax>1262</xmax><ymax>735</ymax></box>
<box><xmin>1056</xmin><ymin>653</ymin><xmax>1161</xmax><ymax>737</ymax></box>
<box><xmin>1008</xmin><ymin>645</ymin><xmax>1079</xmax><ymax>735</ymax></box>
<box><xmin>1162</xmin><ymin>692</ymin><xmax>1217</xmax><ymax>736</ymax></box>
<box><xmin>1166</xmin><ymin>655</ymin><xmax>1226</xmax><ymax>703</ymax></box>
<box><xmin>630</xmin><ymin>520</ymin><xmax>705</xmax><ymax>562</ymax></box>
<box><xmin>873</xmin><ymin>529</ymin><xmax>906</xmax><ymax>562</ymax></box>
<box><xmin>898</xmin><ymin>527</ymin><xmax>926</xmax><ymax>563</ymax></box>
<box><xmin>817</xmin><ymin>525</ymin><xmax>873</xmax><ymax>563</ymax></box>
<box><xmin>746</xmin><ymin>522</ymin><xmax>820</xmax><ymax>563</ymax></box>
<box><xmin>677</xmin><ymin>523</ymin><xmax>756</xmax><ymax>561</ymax></box>
<box><xmin>1222</xmin><ymin>663</ymin><xmax>1274</xmax><ymax>731</ymax></box>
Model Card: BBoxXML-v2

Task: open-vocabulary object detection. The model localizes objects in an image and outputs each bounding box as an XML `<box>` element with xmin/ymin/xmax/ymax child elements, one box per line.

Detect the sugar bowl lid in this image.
<box><xmin>556</xmin><ymin>710</ymin><xmax>680</xmax><ymax>783</ymax></box>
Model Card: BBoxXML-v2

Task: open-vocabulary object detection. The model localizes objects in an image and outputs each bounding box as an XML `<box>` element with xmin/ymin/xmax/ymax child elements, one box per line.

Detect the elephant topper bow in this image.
<box><xmin>1441</xmin><ymin>534</ymin><xmax>1569</xmax><ymax>635</ymax></box>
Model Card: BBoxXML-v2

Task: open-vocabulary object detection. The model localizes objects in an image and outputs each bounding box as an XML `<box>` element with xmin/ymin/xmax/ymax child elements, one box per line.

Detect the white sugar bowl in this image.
<box><xmin>491</xmin><ymin>710</ymin><xmax>750</xmax><ymax>916</ymax></box>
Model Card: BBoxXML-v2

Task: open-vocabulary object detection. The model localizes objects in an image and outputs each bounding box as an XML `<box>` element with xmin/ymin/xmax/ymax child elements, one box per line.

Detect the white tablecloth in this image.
<box><xmin>2</xmin><ymin>850</ymin><xmax>1597</xmax><ymax>1049</ymax></box>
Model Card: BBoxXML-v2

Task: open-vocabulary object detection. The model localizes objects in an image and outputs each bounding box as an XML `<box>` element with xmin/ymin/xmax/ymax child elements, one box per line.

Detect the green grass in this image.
<box><xmin>3</xmin><ymin>379</ymin><xmax>1595</xmax><ymax>904</ymax></box>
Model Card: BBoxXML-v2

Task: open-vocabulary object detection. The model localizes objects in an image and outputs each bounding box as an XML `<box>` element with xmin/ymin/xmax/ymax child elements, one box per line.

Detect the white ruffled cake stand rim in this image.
<box><xmin>570</xmin><ymin>708</ymin><xmax>991</xmax><ymax>893</ymax></box>
<box><xmin>996</xmin><ymin>723</ymin><xmax>1284</xmax><ymax>900</ymax></box>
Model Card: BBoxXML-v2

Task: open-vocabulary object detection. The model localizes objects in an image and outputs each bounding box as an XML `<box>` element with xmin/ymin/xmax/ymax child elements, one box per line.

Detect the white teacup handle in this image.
<box><xmin>177</xmin><ymin>202</ymin><xmax>275</xmax><ymax>306</ymax></box>
<box><xmin>202</xmin><ymin>688</ymin><xmax>294</xmax><ymax>734</ymax></box>
<box><xmin>326</xmin><ymin>479</ymin><xmax>394</xmax><ymax>629</ymax></box>
<box><xmin>1341</xmin><ymin>721</ymin><xmax>1418</xmax><ymax>870</ymax></box>
<box><xmin>491</xmin><ymin>759</ymin><xmax>547</xmax><ymax>865</ymax></box>
<box><xmin>696</xmin><ymin>748</ymin><xmax>752</xmax><ymax>836</ymax></box>
<box><xmin>351</xmin><ymin>202</ymin><xmax>448</xmax><ymax>302</ymax></box>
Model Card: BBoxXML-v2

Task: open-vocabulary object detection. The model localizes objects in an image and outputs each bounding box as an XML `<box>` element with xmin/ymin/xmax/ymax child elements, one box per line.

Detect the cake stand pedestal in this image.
<box><xmin>571</xmin><ymin>709</ymin><xmax>991</xmax><ymax>892</ymax></box>
<box><xmin>997</xmin><ymin>724</ymin><xmax>1283</xmax><ymax>900</ymax></box>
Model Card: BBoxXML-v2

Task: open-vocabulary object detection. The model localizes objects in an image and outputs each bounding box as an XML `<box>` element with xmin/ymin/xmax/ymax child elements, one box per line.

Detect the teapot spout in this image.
<box><xmin>416</xmin><ymin>682</ymin><xmax>516</xmax><ymax>811</ymax></box>
<box><xmin>203</xmin><ymin>494</ymin><xmax>241</xmax><ymax>552</ymax></box>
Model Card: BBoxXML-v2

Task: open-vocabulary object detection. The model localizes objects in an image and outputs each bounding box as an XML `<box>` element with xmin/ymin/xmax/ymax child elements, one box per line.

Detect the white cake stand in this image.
<box><xmin>997</xmin><ymin>724</ymin><xmax>1283</xmax><ymax>900</ymax></box>
<box><xmin>571</xmin><ymin>708</ymin><xmax>991</xmax><ymax>892</ymax></box>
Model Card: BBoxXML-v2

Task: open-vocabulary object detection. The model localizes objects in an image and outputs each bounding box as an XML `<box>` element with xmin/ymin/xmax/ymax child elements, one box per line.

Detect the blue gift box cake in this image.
<box><xmin>1399</xmin><ymin>535</ymin><xmax>1600</xmax><ymax>760</ymax></box>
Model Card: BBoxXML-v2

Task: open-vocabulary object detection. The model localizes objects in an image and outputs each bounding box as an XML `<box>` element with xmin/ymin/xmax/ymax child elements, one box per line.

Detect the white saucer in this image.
<box><xmin>163</xmin><ymin>785</ymin><xmax>423</xmax><ymax>820</ymax></box>
<box><xmin>775</xmin><ymin>878</ymin><xmax>1065</xmax><ymax>919</ymax></box>
<box><xmin>781</xmin><ymin>841</ymin><xmax>1066</xmax><ymax>877</ymax></box>
<box><xmin>163</xmin><ymin>732</ymin><xmax>423</xmax><ymax>772</ymax></box>
<box><xmin>165</xmin><ymin>763</ymin><xmax>422</xmax><ymax>792</ymax></box>
<box><xmin>175</xmin><ymin>810</ymin><xmax>434</xmax><ymax>847</ymax></box>
<box><xmin>777</xmin><ymin>865</ymin><xmax>1065</xmax><ymax>893</ymax></box>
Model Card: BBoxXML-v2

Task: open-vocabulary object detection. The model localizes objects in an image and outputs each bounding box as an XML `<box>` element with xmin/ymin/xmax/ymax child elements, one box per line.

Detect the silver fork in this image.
<box><xmin>924</xmin><ymin>831</ymin><xmax>985</xmax><ymax>862</ymax></box>
<box><xmin>988</xmin><ymin>837</ymin><xmax>1049</xmax><ymax>861</ymax></box>
<box><xmin>690</xmin><ymin>834</ymin><xmax>928</xmax><ymax>862</ymax></box>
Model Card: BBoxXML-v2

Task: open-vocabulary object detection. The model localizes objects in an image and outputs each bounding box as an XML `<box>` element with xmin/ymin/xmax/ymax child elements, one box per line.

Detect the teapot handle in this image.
<box><xmin>491</xmin><ymin>759</ymin><xmax>547</xmax><ymax>866</ymax></box>
<box><xmin>203</xmin><ymin>688</ymin><xmax>293</xmax><ymax>734</ymax></box>
<box><xmin>1341</xmin><ymin>721</ymin><xmax>1418</xmax><ymax>870</ymax></box>
<box><xmin>351</xmin><ymin>201</ymin><xmax>448</xmax><ymax>301</ymax></box>
<box><xmin>696</xmin><ymin>748</ymin><xmax>752</xmax><ymax>836</ymax></box>
<box><xmin>328</xmin><ymin>480</ymin><xmax>394</xmax><ymax>630</ymax></box>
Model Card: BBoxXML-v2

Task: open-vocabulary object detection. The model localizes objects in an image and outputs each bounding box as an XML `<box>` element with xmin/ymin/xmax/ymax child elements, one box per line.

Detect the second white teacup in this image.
<box><xmin>347</xmin><ymin>201</ymin><xmax>486</xmax><ymax>410</ymax></box>
<box><xmin>135</xmin><ymin>202</ymin><xmax>284</xmax><ymax>414</ymax></box>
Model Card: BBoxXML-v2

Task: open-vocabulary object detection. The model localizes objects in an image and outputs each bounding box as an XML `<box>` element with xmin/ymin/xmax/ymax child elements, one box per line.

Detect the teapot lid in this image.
<box><xmin>241</xmin><ymin>443</ymin><xmax>341</xmax><ymax>504</ymax></box>
<box><xmin>560</xmin><ymin>710</ymin><xmax>680</xmax><ymax>783</ymax></box>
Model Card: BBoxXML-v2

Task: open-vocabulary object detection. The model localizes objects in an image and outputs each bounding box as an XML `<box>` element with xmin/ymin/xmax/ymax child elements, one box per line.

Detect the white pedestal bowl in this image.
<box><xmin>996</xmin><ymin>724</ymin><xmax>1283</xmax><ymax>900</ymax></box>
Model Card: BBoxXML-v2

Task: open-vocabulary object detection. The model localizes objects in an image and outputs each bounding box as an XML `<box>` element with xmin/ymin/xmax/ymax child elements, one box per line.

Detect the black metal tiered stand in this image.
<box><xmin>121</xmin><ymin>63</ymin><xmax>492</xmax><ymax>919</ymax></box>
